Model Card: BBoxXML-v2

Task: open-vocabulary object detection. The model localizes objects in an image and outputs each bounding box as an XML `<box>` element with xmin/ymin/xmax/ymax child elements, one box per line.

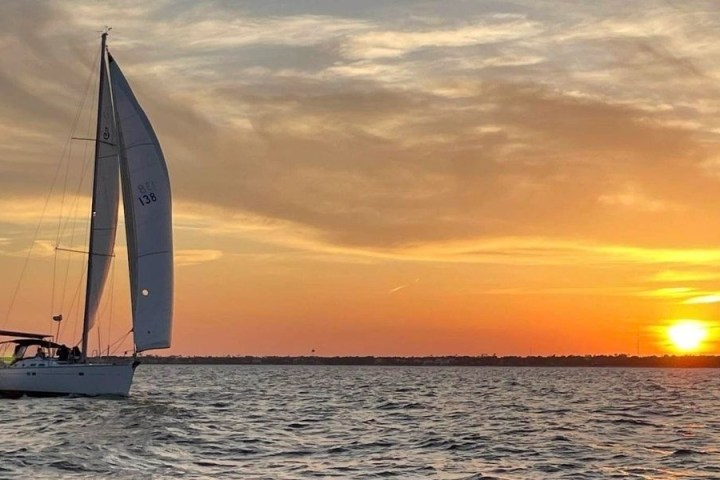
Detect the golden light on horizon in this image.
<box><xmin>667</xmin><ymin>320</ymin><xmax>708</xmax><ymax>353</ymax></box>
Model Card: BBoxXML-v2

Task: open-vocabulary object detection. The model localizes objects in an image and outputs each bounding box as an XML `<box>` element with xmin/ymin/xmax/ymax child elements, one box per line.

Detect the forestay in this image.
<box><xmin>108</xmin><ymin>54</ymin><xmax>173</xmax><ymax>351</ymax></box>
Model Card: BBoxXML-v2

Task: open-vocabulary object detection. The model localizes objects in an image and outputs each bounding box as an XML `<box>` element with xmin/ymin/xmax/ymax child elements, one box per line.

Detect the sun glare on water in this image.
<box><xmin>667</xmin><ymin>320</ymin><xmax>708</xmax><ymax>352</ymax></box>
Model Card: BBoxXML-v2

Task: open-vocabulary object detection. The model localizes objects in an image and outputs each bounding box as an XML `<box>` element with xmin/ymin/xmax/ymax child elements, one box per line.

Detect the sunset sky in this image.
<box><xmin>2</xmin><ymin>0</ymin><xmax>720</xmax><ymax>356</ymax></box>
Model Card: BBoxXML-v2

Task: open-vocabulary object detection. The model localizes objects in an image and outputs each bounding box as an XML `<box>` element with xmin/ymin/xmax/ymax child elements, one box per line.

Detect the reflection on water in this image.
<box><xmin>1</xmin><ymin>365</ymin><xmax>719</xmax><ymax>478</ymax></box>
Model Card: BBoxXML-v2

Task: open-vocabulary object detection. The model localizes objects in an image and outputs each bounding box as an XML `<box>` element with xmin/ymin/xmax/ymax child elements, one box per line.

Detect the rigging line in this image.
<box><xmin>57</xmin><ymin>154</ymin><xmax>91</xmax><ymax>240</ymax></box>
<box><xmin>58</xmin><ymin>47</ymin><xmax>100</xmax><ymax>239</ymax></box>
<box><xmin>59</xmin><ymin>73</ymin><xmax>98</xmax><ymax>318</ymax></box>
<box><xmin>58</xmin><ymin>84</ymin><xmax>97</xmax><ymax>240</ymax></box>
<box><xmin>107</xmin><ymin>255</ymin><xmax>117</xmax><ymax>357</ymax></box>
<box><xmin>71</xmin><ymin>270</ymin><xmax>86</xmax><ymax>344</ymax></box>
<box><xmin>96</xmin><ymin>318</ymin><xmax>101</xmax><ymax>358</ymax></box>
<box><xmin>71</xmin><ymin>137</ymin><xmax>116</xmax><ymax>147</ymax></box>
<box><xmin>138</xmin><ymin>250</ymin><xmax>172</xmax><ymax>259</ymax></box>
<box><xmin>4</xmin><ymin>186</ymin><xmax>59</xmax><ymax>327</ymax></box>
<box><xmin>58</xmin><ymin>50</ymin><xmax>99</xmax><ymax>243</ymax></box>
<box><xmin>93</xmin><ymin>256</ymin><xmax>115</xmax><ymax>356</ymax></box>
<box><xmin>58</xmin><ymin>264</ymin><xmax>87</xmax><ymax>343</ymax></box>
<box><xmin>5</xmin><ymin>46</ymin><xmax>99</xmax><ymax>325</ymax></box>
<box><xmin>123</xmin><ymin>142</ymin><xmax>154</xmax><ymax>151</ymax></box>
<box><xmin>51</xmin><ymin>246</ymin><xmax>59</xmax><ymax>321</ymax></box>
<box><xmin>58</xmin><ymin>151</ymin><xmax>93</xmax><ymax>316</ymax></box>
<box><xmin>55</xmin><ymin>247</ymin><xmax>115</xmax><ymax>256</ymax></box>
<box><xmin>53</xmin><ymin>47</ymin><xmax>100</xmax><ymax>316</ymax></box>
<box><xmin>58</xmin><ymin>50</ymin><xmax>101</xmax><ymax>320</ymax></box>
<box><xmin>56</xmin><ymin>47</ymin><xmax>100</xmax><ymax>239</ymax></box>
<box><xmin>109</xmin><ymin>329</ymin><xmax>133</xmax><ymax>356</ymax></box>
<box><xmin>3</xmin><ymin>48</ymin><xmax>101</xmax><ymax>331</ymax></box>
<box><xmin>52</xmin><ymin>108</ymin><xmax>76</xmax><ymax>320</ymax></box>
<box><xmin>57</xmin><ymin>249</ymin><xmax>75</xmax><ymax>338</ymax></box>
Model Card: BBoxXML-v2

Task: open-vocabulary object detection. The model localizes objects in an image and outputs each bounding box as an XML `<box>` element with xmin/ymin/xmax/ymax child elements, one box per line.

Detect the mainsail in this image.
<box><xmin>108</xmin><ymin>54</ymin><xmax>173</xmax><ymax>351</ymax></box>
<box><xmin>0</xmin><ymin>32</ymin><xmax>173</xmax><ymax>398</ymax></box>
<box><xmin>84</xmin><ymin>48</ymin><xmax>120</xmax><ymax>333</ymax></box>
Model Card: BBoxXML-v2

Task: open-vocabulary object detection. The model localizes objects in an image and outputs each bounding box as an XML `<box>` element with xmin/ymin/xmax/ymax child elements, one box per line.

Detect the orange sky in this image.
<box><xmin>2</xmin><ymin>1</ymin><xmax>720</xmax><ymax>356</ymax></box>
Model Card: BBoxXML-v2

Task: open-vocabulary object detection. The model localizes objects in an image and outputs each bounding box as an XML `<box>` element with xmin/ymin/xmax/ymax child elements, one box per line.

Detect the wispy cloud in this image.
<box><xmin>684</xmin><ymin>294</ymin><xmax>720</xmax><ymax>304</ymax></box>
<box><xmin>175</xmin><ymin>249</ymin><xmax>223</xmax><ymax>267</ymax></box>
<box><xmin>388</xmin><ymin>278</ymin><xmax>419</xmax><ymax>294</ymax></box>
<box><xmin>650</xmin><ymin>270</ymin><xmax>720</xmax><ymax>282</ymax></box>
<box><xmin>598</xmin><ymin>184</ymin><xmax>681</xmax><ymax>212</ymax></box>
<box><xmin>340</xmin><ymin>17</ymin><xmax>542</xmax><ymax>60</ymax></box>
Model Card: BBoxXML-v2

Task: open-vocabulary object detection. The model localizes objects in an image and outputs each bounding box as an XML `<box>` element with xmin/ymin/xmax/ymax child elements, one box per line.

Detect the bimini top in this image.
<box><xmin>0</xmin><ymin>330</ymin><xmax>51</xmax><ymax>339</ymax></box>
<box><xmin>0</xmin><ymin>338</ymin><xmax>62</xmax><ymax>349</ymax></box>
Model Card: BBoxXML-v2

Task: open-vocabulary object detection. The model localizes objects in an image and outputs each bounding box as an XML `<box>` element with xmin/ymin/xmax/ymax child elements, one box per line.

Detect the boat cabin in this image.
<box><xmin>0</xmin><ymin>330</ymin><xmax>80</xmax><ymax>367</ymax></box>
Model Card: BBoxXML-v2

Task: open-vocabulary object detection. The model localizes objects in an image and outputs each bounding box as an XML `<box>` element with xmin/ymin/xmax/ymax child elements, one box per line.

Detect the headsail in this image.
<box><xmin>108</xmin><ymin>54</ymin><xmax>173</xmax><ymax>351</ymax></box>
<box><xmin>84</xmin><ymin>47</ymin><xmax>120</xmax><ymax>335</ymax></box>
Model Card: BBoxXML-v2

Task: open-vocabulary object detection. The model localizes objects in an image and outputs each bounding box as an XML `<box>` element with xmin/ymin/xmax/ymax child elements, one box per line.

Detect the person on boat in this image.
<box><xmin>70</xmin><ymin>346</ymin><xmax>81</xmax><ymax>362</ymax></box>
<box><xmin>35</xmin><ymin>348</ymin><xmax>46</xmax><ymax>359</ymax></box>
<box><xmin>57</xmin><ymin>344</ymin><xmax>70</xmax><ymax>362</ymax></box>
<box><xmin>11</xmin><ymin>344</ymin><xmax>24</xmax><ymax>364</ymax></box>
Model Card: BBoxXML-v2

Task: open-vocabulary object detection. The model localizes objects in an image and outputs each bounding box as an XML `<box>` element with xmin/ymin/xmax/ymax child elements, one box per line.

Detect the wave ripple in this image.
<box><xmin>1</xmin><ymin>365</ymin><xmax>719</xmax><ymax>478</ymax></box>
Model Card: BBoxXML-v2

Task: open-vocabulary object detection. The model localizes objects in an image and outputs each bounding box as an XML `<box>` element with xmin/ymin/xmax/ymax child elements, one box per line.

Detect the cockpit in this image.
<box><xmin>0</xmin><ymin>331</ymin><xmax>81</xmax><ymax>367</ymax></box>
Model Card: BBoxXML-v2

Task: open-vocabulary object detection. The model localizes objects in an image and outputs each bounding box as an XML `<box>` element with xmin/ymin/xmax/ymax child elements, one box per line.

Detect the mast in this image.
<box><xmin>81</xmin><ymin>31</ymin><xmax>109</xmax><ymax>362</ymax></box>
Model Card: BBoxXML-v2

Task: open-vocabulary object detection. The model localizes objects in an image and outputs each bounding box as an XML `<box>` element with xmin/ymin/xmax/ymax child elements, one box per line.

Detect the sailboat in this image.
<box><xmin>0</xmin><ymin>30</ymin><xmax>173</xmax><ymax>397</ymax></box>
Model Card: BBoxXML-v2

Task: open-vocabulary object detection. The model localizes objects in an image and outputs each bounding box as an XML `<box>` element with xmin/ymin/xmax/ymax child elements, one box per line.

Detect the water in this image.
<box><xmin>1</xmin><ymin>365</ymin><xmax>720</xmax><ymax>479</ymax></box>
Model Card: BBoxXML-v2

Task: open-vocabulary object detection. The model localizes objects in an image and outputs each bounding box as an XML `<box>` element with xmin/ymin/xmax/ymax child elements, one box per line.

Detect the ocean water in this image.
<box><xmin>1</xmin><ymin>365</ymin><xmax>719</xmax><ymax>479</ymax></box>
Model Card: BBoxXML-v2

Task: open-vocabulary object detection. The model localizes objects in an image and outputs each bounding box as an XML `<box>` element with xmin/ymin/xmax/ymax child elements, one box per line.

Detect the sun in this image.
<box><xmin>667</xmin><ymin>320</ymin><xmax>708</xmax><ymax>352</ymax></box>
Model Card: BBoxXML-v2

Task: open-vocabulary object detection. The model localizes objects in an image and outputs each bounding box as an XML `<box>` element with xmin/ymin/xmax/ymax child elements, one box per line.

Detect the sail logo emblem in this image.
<box><xmin>138</xmin><ymin>180</ymin><xmax>158</xmax><ymax>206</ymax></box>
<box><xmin>103</xmin><ymin>126</ymin><xmax>110</xmax><ymax>141</ymax></box>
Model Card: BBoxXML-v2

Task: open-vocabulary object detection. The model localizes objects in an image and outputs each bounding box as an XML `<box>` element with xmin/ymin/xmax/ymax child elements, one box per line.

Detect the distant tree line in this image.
<box><xmin>93</xmin><ymin>354</ymin><xmax>720</xmax><ymax>368</ymax></box>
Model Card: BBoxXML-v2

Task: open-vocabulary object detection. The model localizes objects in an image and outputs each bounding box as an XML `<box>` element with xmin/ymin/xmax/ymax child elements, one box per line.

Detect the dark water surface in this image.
<box><xmin>1</xmin><ymin>365</ymin><xmax>720</xmax><ymax>478</ymax></box>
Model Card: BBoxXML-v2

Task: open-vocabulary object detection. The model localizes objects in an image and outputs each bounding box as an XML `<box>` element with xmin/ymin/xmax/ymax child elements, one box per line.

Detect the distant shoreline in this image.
<box><xmin>94</xmin><ymin>354</ymin><xmax>720</xmax><ymax>368</ymax></box>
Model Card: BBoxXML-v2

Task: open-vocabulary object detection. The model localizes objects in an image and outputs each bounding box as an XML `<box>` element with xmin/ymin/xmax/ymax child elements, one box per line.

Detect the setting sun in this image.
<box><xmin>667</xmin><ymin>320</ymin><xmax>708</xmax><ymax>352</ymax></box>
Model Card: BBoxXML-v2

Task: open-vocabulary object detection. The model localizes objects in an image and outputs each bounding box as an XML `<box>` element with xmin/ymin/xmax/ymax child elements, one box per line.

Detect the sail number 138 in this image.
<box><xmin>137</xmin><ymin>181</ymin><xmax>158</xmax><ymax>206</ymax></box>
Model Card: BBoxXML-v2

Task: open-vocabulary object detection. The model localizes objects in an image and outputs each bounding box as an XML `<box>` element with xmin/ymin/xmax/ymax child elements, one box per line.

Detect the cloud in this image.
<box><xmin>0</xmin><ymin>197</ymin><xmax>86</xmax><ymax>226</ymax></box>
<box><xmin>175</xmin><ymin>249</ymin><xmax>223</xmax><ymax>266</ymax></box>
<box><xmin>650</xmin><ymin>270</ymin><xmax>720</xmax><ymax>282</ymax></box>
<box><xmin>7</xmin><ymin>239</ymin><xmax>58</xmax><ymax>259</ymax></box>
<box><xmin>598</xmin><ymin>184</ymin><xmax>680</xmax><ymax>212</ymax></box>
<box><xmin>398</xmin><ymin>237</ymin><xmax>720</xmax><ymax>268</ymax></box>
<box><xmin>643</xmin><ymin>287</ymin><xmax>695</xmax><ymax>298</ymax></box>
<box><xmin>684</xmin><ymin>294</ymin><xmax>720</xmax><ymax>304</ymax></box>
<box><xmin>3</xmin><ymin>0</ymin><xmax>720</xmax><ymax>262</ymax></box>
<box><xmin>388</xmin><ymin>278</ymin><xmax>419</xmax><ymax>294</ymax></box>
<box><xmin>167</xmin><ymin>78</ymin><xmax>718</xmax><ymax>251</ymax></box>
<box><xmin>340</xmin><ymin>17</ymin><xmax>542</xmax><ymax>60</ymax></box>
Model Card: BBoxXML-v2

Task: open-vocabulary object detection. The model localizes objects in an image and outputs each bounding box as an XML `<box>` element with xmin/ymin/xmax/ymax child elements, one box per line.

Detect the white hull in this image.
<box><xmin>0</xmin><ymin>361</ymin><xmax>137</xmax><ymax>397</ymax></box>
